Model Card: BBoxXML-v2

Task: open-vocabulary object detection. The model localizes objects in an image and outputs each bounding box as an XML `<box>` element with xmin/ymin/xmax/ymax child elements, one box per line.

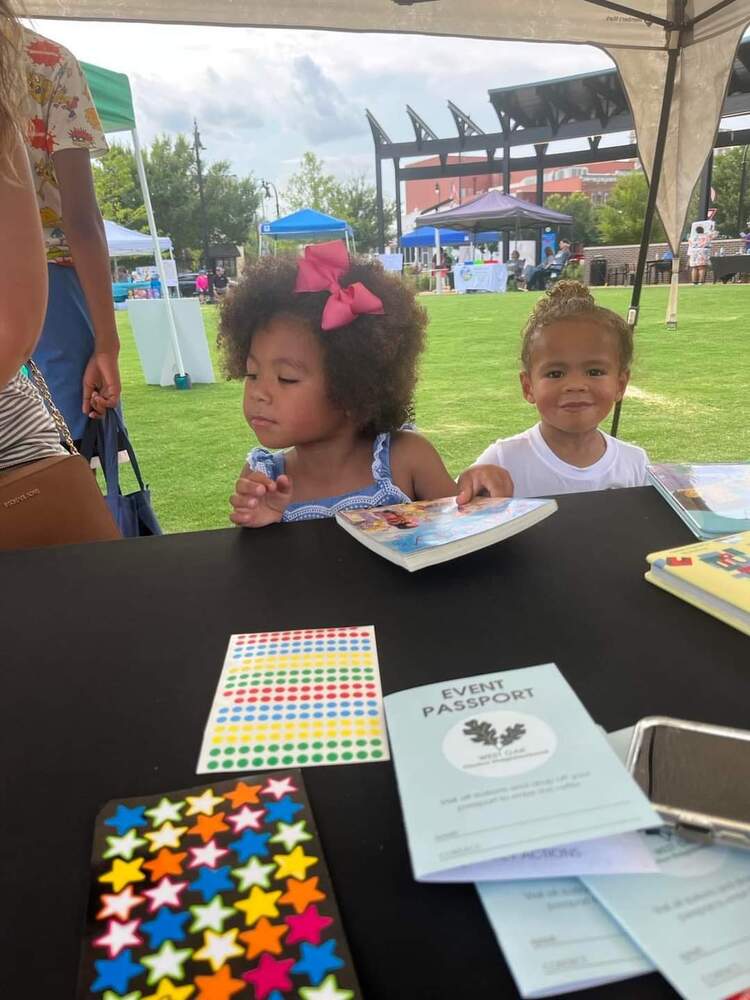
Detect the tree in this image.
<box><xmin>329</xmin><ymin>175</ymin><xmax>395</xmax><ymax>252</ymax></box>
<box><xmin>92</xmin><ymin>135</ymin><xmax>261</xmax><ymax>266</ymax></box>
<box><xmin>545</xmin><ymin>192</ymin><xmax>600</xmax><ymax>247</ymax></box>
<box><xmin>284</xmin><ymin>152</ymin><xmax>338</xmax><ymax>214</ymax></box>
<box><xmin>597</xmin><ymin>171</ymin><xmax>666</xmax><ymax>245</ymax></box>
<box><xmin>92</xmin><ymin>143</ymin><xmax>146</xmax><ymax>232</ymax></box>
<box><xmin>711</xmin><ymin>146</ymin><xmax>750</xmax><ymax>237</ymax></box>
<box><xmin>284</xmin><ymin>152</ymin><xmax>396</xmax><ymax>251</ymax></box>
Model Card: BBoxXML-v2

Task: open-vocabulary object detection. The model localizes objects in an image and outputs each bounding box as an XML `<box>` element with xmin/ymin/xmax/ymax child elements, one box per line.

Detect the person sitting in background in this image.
<box><xmin>507</xmin><ymin>249</ymin><xmax>525</xmax><ymax>290</ymax></box>
<box><xmin>527</xmin><ymin>241</ymin><xmax>570</xmax><ymax>291</ymax></box>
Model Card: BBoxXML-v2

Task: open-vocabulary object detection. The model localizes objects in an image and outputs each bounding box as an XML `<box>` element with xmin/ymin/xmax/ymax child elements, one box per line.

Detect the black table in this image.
<box><xmin>710</xmin><ymin>254</ymin><xmax>750</xmax><ymax>282</ymax></box>
<box><xmin>2</xmin><ymin>487</ymin><xmax>748</xmax><ymax>999</ymax></box>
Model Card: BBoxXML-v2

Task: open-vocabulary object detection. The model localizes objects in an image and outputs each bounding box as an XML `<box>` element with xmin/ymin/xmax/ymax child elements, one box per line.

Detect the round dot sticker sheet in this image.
<box><xmin>197</xmin><ymin>627</ymin><xmax>390</xmax><ymax>774</ymax></box>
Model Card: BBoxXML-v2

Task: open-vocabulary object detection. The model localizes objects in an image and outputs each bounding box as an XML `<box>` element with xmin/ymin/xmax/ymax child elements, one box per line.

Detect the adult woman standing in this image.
<box><xmin>0</xmin><ymin>3</ymin><xmax>65</xmax><ymax>469</ymax></box>
<box><xmin>687</xmin><ymin>225</ymin><xmax>712</xmax><ymax>285</ymax></box>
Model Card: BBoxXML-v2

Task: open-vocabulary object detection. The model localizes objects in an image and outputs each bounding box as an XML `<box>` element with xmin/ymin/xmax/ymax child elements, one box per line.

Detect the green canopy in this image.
<box><xmin>81</xmin><ymin>61</ymin><xmax>136</xmax><ymax>134</ymax></box>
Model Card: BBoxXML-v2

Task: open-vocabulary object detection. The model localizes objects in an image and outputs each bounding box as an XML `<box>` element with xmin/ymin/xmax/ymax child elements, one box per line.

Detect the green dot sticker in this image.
<box><xmin>282</xmin><ymin>755</ymin><xmax>294</xmax><ymax>765</ymax></box>
<box><xmin>313</xmin><ymin>741</ymin><xmax>323</xmax><ymax>749</ymax></box>
<box><xmin>254</xmin><ymin>744</ymin><xmax>265</xmax><ymax>753</ymax></box>
<box><xmin>327</xmin><ymin>752</ymin><xmax>338</xmax><ymax>762</ymax></box>
<box><xmin>267</xmin><ymin>756</ymin><xmax>278</xmax><ymax>766</ymax></box>
<box><xmin>237</xmin><ymin>758</ymin><xmax>249</xmax><ymax>768</ymax></box>
<box><xmin>253</xmin><ymin>757</ymin><xmax>263</xmax><ymax>766</ymax></box>
<box><xmin>356</xmin><ymin>751</ymin><xmax>368</xmax><ymax>760</ymax></box>
<box><xmin>207</xmin><ymin>761</ymin><xmax>218</xmax><ymax>770</ymax></box>
<box><xmin>297</xmin><ymin>754</ymin><xmax>309</xmax><ymax>764</ymax></box>
<box><xmin>342</xmin><ymin>752</ymin><xmax>353</xmax><ymax>761</ymax></box>
<box><xmin>312</xmin><ymin>753</ymin><xmax>323</xmax><ymax>763</ymax></box>
<box><xmin>210</xmin><ymin>748</ymin><xmax>221</xmax><ymax>757</ymax></box>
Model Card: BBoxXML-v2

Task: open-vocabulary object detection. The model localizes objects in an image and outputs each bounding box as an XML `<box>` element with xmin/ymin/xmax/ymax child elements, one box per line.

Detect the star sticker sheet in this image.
<box><xmin>197</xmin><ymin>627</ymin><xmax>389</xmax><ymax>775</ymax></box>
<box><xmin>77</xmin><ymin>771</ymin><xmax>362</xmax><ymax>1000</ymax></box>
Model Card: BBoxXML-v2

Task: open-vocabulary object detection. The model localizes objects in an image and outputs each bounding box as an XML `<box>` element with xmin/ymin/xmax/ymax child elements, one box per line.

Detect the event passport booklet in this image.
<box><xmin>648</xmin><ymin>462</ymin><xmax>750</xmax><ymax>538</ymax></box>
<box><xmin>335</xmin><ymin>496</ymin><xmax>557</xmax><ymax>571</ymax></box>
<box><xmin>645</xmin><ymin>531</ymin><xmax>750</xmax><ymax>636</ymax></box>
<box><xmin>384</xmin><ymin>664</ymin><xmax>659</xmax><ymax>881</ymax></box>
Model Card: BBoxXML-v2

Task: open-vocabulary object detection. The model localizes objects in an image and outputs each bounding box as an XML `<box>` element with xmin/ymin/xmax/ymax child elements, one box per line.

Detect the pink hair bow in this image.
<box><xmin>294</xmin><ymin>240</ymin><xmax>384</xmax><ymax>330</ymax></box>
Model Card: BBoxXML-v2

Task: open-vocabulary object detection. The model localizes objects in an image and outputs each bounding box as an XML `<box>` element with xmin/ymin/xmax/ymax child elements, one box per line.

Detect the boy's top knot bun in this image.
<box><xmin>545</xmin><ymin>279</ymin><xmax>594</xmax><ymax>310</ymax></box>
<box><xmin>521</xmin><ymin>278</ymin><xmax>633</xmax><ymax>373</ymax></box>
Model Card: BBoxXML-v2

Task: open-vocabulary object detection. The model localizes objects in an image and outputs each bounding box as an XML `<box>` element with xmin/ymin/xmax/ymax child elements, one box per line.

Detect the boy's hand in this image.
<box><xmin>456</xmin><ymin>465</ymin><xmax>514</xmax><ymax>505</ymax></box>
<box><xmin>83</xmin><ymin>350</ymin><xmax>121</xmax><ymax>417</ymax></box>
<box><xmin>229</xmin><ymin>469</ymin><xmax>293</xmax><ymax>527</ymax></box>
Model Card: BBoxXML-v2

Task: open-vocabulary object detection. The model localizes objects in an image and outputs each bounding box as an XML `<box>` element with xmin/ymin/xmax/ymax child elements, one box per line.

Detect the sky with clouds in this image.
<box><xmin>27</xmin><ymin>18</ymin><xmax>618</xmax><ymax>207</ymax></box>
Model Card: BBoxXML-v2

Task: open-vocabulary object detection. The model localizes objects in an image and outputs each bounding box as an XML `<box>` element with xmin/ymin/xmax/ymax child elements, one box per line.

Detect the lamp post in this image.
<box><xmin>192</xmin><ymin>120</ymin><xmax>211</xmax><ymax>279</ymax></box>
<box><xmin>261</xmin><ymin>179</ymin><xmax>280</xmax><ymax>219</ymax></box>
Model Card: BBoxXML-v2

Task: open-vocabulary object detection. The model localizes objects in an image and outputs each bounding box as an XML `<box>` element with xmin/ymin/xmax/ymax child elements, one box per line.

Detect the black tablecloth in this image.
<box><xmin>710</xmin><ymin>254</ymin><xmax>750</xmax><ymax>280</ymax></box>
<box><xmin>2</xmin><ymin>487</ymin><xmax>748</xmax><ymax>999</ymax></box>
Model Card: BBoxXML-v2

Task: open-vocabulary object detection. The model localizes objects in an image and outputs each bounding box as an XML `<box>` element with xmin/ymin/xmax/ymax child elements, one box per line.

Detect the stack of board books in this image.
<box><xmin>645</xmin><ymin>531</ymin><xmax>750</xmax><ymax>636</ymax></box>
<box><xmin>648</xmin><ymin>463</ymin><xmax>750</xmax><ymax>539</ymax></box>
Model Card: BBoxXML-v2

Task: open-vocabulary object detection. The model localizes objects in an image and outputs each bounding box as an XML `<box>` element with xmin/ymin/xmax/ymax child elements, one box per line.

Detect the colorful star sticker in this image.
<box><xmin>194</xmin><ymin>964</ymin><xmax>245</xmax><ymax>1000</ymax></box>
<box><xmin>141</xmin><ymin>940</ymin><xmax>192</xmax><ymax>985</ymax></box>
<box><xmin>229</xmin><ymin>829</ymin><xmax>270</xmax><ymax>862</ymax></box>
<box><xmin>142</xmin><ymin>978</ymin><xmax>194</xmax><ymax>1000</ymax></box>
<box><xmin>91</xmin><ymin>948</ymin><xmax>143</xmax><ymax>994</ymax></box>
<box><xmin>293</xmin><ymin>940</ymin><xmax>345</xmax><ymax>986</ymax></box>
<box><xmin>188</xmin><ymin>841</ymin><xmax>229</xmax><ymax>870</ymax></box>
<box><xmin>105</xmin><ymin>804</ymin><xmax>148</xmax><ymax>837</ymax></box>
<box><xmin>261</xmin><ymin>776</ymin><xmax>298</xmax><ymax>801</ymax></box>
<box><xmin>278</xmin><ymin>876</ymin><xmax>326</xmax><ymax>914</ymax></box>
<box><xmin>143</xmin><ymin>877</ymin><xmax>188</xmax><ymax>913</ymax></box>
<box><xmin>188</xmin><ymin>811</ymin><xmax>230</xmax><ymax>843</ymax></box>
<box><xmin>223</xmin><ymin>781</ymin><xmax>263</xmax><ymax>809</ymax></box>
<box><xmin>269</xmin><ymin>820</ymin><xmax>312</xmax><ymax>852</ymax></box>
<box><xmin>193</xmin><ymin>928</ymin><xmax>244</xmax><ymax>972</ymax></box>
<box><xmin>185</xmin><ymin>788</ymin><xmax>224</xmax><ymax>817</ymax></box>
<box><xmin>103</xmin><ymin>829</ymin><xmax>148</xmax><ymax>861</ymax></box>
<box><xmin>99</xmin><ymin>857</ymin><xmax>146</xmax><ymax>894</ymax></box>
<box><xmin>298</xmin><ymin>975</ymin><xmax>355</xmax><ymax>1000</ymax></box>
<box><xmin>145</xmin><ymin>797</ymin><xmax>186</xmax><ymax>828</ymax></box>
<box><xmin>140</xmin><ymin>907</ymin><xmax>190</xmax><ymax>948</ymax></box>
<box><xmin>238</xmin><ymin>916</ymin><xmax>288</xmax><ymax>959</ymax></box>
<box><xmin>285</xmin><ymin>905</ymin><xmax>333</xmax><ymax>946</ymax></box>
<box><xmin>273</xmin><ymin>845</ymin><xmax>318</xmax><ymax>881</ymax></box>
<box><xmin>264</xmin><ymin>796</ymin><xmax>304</xmax><ymax>825</ymax></box>
<box><xmin>97</xmin><ymin>885</ymin><xmax>146</xmax><ymax>921</ymax></box>
<box><xmin>242</xmin><ymin>953</ymin><xmax>295</xmax><ymax>1000</ymax></box>
<box><xmin>189</xmin><ymin>895</ymin><xmax>235</xmax><ymax>934</ymax></box>
<box><xmin>191</xmin><ymin>865</ymin><xmax>234</xmax><ymax>902</ymax></box>
<box><xmin>232</xmin><ymin>857</ymin><xmax>275</xmax><ymax>892</ymax></box>
<box><xmin>225</xmin><ymin>806</ymin><xmax>265</xmax><ymax>834</ymax></box>
<box><xmin>143</xmin><ymin>848</ymin><xmax>187</xmax><ymax>881</ymax></box>
<box><xmin>234</xmin><ymin>886</ymin><xmax>282</xmax><ymax>927</ymax></box>
<box><xmin>93</xmin><ymin>918</ymin><xmax>143</xmax><ymax>958</ymax></box>
<box><xmin>144</xmin><ymin>822</ymin><xmax>188</xmax><ymax>852</ymax></box>
<box><xmin>102</xmin><ymin>991</ymin><xmax>143</xmax><ymax>1000</ymax></box>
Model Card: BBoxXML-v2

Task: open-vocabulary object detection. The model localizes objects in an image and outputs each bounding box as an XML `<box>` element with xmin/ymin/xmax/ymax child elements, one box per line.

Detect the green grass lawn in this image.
<box><xmin>117</xmin><ymin>285</ymin><xmax>750</xmax><ymax>534</ymax></box>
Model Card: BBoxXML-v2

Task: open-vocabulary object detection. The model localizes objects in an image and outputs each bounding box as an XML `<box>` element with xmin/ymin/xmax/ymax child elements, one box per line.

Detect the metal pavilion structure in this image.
<box><xmin>368</xmin><ymin>36</ymin><xmax>750</xmax><ymax>258</ymax></box>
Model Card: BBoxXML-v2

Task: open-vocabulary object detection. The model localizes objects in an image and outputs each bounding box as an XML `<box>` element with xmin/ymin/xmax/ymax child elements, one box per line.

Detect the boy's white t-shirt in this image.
<box><xmin>474</xmin><ymin>423</ymin><xmax>649</xmax><ymax>498</ymax></box>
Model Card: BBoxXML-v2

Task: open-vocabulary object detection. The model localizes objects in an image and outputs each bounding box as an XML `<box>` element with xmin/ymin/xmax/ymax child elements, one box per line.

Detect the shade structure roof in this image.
<box><xmin>418</xmin><ymin>191</ymin><xmax>573</xmax><ymax>233</ymax></box>
<box><xmin>104</xmin><ymin>219</ymin><xmax>172</xmax><ymax>257</ymax></box>
<box><xmin>399</xmin><ymin>226</ymin><xmax>501</xmax><ymax>247</ymax></box>
<box><xmin>259</xmin><ymin>208</ymin><xmax>353</xmax><ymax>239</ymax></box>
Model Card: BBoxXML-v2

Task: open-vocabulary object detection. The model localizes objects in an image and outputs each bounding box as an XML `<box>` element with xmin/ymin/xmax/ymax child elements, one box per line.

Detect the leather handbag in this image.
<box><xmin>0</xmin><ymin>363</ymin><xmax>121</xmax><ymax>552</ymax></box>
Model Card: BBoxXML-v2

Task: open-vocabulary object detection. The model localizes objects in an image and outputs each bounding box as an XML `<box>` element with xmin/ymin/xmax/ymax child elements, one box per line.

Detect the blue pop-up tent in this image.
<box><xmin>400</xmin><ymin>226</ymin><xmax>501</xmax><ymax>247</ymax></box>
<box><xmin>259</xmin><ymin>208</ymin><xmax>354</xmax><ymax>254</ymax></box>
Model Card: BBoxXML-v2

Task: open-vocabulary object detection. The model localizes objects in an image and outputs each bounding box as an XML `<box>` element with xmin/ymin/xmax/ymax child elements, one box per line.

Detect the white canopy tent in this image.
<box><xmin>33</xmin><ymin>0</ymin><xmax>750</xmax><ymax>425</ymax></box>
<box><xmin>104</xmin><ymin>219</ymin><xmax>173</xmax><ymax>257</ymax></box>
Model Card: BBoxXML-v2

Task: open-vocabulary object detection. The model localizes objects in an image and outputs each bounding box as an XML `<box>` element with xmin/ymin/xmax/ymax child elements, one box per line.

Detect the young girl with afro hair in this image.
<box><xmin>219</xmin><ymin>241</ymin><xmax>505</xmax><ymax>526</ymax></box>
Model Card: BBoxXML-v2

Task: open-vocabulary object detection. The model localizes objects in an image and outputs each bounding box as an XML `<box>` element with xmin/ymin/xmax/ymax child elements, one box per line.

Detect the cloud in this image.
<box><xmin>287</xmin><ymin>55</ymin><xmax>367</xmax><ymax>144</ymax></box>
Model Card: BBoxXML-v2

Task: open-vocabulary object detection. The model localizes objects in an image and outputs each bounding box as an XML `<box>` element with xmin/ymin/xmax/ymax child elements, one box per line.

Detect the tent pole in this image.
<box><xmin>610</xmin><ymin>43</ymin><xmax>680</xmax><ymax>438</ymax></box>
<box><xmin>375</xmin><ymin>153</ymin><xmax>385</xmax><ymax>253</ymax></box>
<box><xmin>131</xmin><ymin>128</ymin><xmax>188</xmax><ymax>383</ymax></box>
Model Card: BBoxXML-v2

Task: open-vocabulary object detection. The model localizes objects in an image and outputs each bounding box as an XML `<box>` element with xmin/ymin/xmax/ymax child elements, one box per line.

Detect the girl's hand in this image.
<box><xmin>456</xmin><ymin>465</ymin><xmax>514</xmax><ymax>505</ymax></box>
<box><xmin>230</xmin><ymin>469</ymin><xmax>293</xmax><ymax>527</ymax></box>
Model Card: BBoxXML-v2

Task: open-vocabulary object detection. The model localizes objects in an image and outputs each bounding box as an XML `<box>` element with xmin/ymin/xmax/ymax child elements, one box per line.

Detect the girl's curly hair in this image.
<box><xmin>218</xmin><ymin>253</ymin><xmax>427</xmax><ymax>436</ymax></box>
<box><xmin>521</xmin><ymin>280</ymin><xmax>633</xmax><ymax>373</ymax></box>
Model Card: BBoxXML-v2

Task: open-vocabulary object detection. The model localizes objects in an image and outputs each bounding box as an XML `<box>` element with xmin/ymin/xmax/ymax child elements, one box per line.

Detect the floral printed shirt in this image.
<box><xmin>23</xmin><ymin>28</ymin><xmax>108</xmax><ymax>266</ymax></box>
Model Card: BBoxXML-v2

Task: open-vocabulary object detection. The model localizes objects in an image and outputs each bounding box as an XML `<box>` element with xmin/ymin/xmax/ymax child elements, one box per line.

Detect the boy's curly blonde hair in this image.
<box><xmin>521</xmin><ymin>280</ymin><xmax>633</xmax><ymax>373</ymax></box>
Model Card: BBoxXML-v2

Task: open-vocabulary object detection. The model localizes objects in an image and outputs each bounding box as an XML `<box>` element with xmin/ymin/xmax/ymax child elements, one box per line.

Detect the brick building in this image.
<box><xmin>404</xmin><ymin>155</ymin><xmax>639</xmax><ymax>218</ymax></box>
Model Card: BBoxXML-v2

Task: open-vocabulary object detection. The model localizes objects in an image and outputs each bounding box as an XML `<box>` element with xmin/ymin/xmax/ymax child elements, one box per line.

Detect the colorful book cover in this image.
<box><xmin>645</xmin><ymin>531</ymin><xmax>750</xmax><ymax>636</ymax></box>
<box><xmin>77</xmin><ymin>771</ymin><xmax>361</xmax><ymax>999</ymax></box>
<box><xmin>336</xmin><ymin>496</ymin><xmax>556</xmax><ymax>570</ymax></box>
<box><xmin>384</xmin><ymin>664</ymin><xmax>659</xmax><ymax>880</ymax></box>
<box><xmin>197</xmin><ymin>627</ymin><xmax>389</xmax><ymax>774</ymax></box>
<box><xmin>648</xmin><ymin>463</ymin><xmax>750</xmax><ymax>538</ymax></box>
